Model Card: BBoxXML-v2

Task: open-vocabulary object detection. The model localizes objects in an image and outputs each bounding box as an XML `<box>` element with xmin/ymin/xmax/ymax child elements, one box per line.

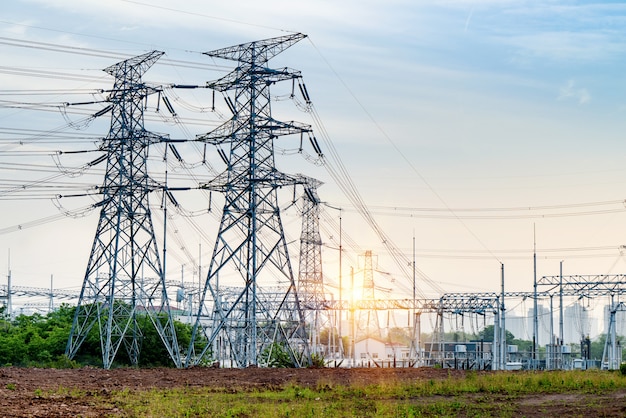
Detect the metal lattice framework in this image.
<box><xmin>298</xmin><ymin>179</ymin><xmax>324</xmax><ymax>305</ymax></box>
<box><xmin>356</xmin><ymin>250</ymin><xmax>382</xmax><ymax>339</ymax></box>
<box><xmin>297</xmin><ymin>179</ymin><xmax>339</xmax><ymax>356</ymax></box>
<box><xmin>186</xmin><ymin>33</ymin><xmax>312</xmax><ymax>367</ymax></box>
<box><xmin>539</xmin><ymin>274</ymin><xmax>626</xmax><ymax>297</ymax></box>
<box><xmin>65</xmin><ymin>51</ymin><xmax>181</xmax><ymax>369</ymax></box>
<box><xmin>603</xmin><ymin>300</ymin><xmax>626</xmax><ymax>370</ymax></box>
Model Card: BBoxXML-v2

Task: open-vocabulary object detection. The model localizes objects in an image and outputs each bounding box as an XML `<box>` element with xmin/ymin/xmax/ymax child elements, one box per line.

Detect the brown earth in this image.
<box><xmin>0</xmin><ymin>366</ymin><xmax>625</xmax><ymax>417</ymax></box>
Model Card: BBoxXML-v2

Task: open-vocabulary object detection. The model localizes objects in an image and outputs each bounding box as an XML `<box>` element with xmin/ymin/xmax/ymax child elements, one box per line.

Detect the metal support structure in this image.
<box><xmin>187</xmin><ymin>33</ymin><xmax>312</xmax><ymax>367</ymax></box>
<box><xmin>1</xmin><ymin>259</ymin><xmax>9</xmax><ymax>318</ymax></box>
<box><xmin>297</xmin><ymin>178</ymin><xmax>335</xmax><ymax>358</ymax></box>
<box><xmin>533</xmin><ymin>232</ymin><xmax>538</xmax><ymax>368</ymax></box>
<box><xmin>499</xmin><ymin>263</ymin><xmax>506</xmax><ymax>370</ymax></box>
<box><xmin>603</xmin><ymin>300</ymin><xmax>625</xmax><ymax>370</ymax></box>
<box><xmin>66</xmin><ymin>51</ymin><xmax>181</xmax><ymax>369</ymax></box>
<box><xmin>356</xmin><ymin>250</ymin><xmax>382</xmax><ymax>339</ymax></box>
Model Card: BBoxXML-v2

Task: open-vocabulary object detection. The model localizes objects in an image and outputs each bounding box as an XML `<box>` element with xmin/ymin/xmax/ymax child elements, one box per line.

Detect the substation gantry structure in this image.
<box><xmin>303</xmin><ymin>294</ymin><xmax>503</xmax><ymax>368</ymax></box>
<box><xmin>537</xmin><ymin>273</ymin><xmax>626</xmax><ymax>370</ymax></box>
<box><xmin>0</xmin><ymin>284</ymin><xmax>79</xmax><ymax>316</ymax></box>
<box><xmin>185</xmin><ymin>33</ymin><xmax>315</xmax><ymax>367</ymax></box>
<box><xmin>65</xmin><ymin>51</ymin><xmax>182</xmax><ymax>369</ymax></box>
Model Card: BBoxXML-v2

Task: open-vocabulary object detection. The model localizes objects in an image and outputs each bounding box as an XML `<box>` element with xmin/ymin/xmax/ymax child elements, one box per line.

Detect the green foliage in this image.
<box><xmin>0</xmin><ymin>305</ymin><xmax>75</xmax><ymax>367</ymax></box>
<box><xmin>309</xmin><ymin>352</ymin><xmax>325</xmax><ymax>368</ymax></box>
<box><xmin>0</xmin><ymin>303</ymin><xmax>197</xmax><ymax>368</ymax></box>
<box><xmin>478</xmin><ymin>325</ymin><xmax>516</xmax><ymax>344</ymax></box>
<box><xmin>387</xmin><ymin>327</ymin><xmax>412</xmax><ymax>345</ymax></box>
<box><xmin>260</xmin><ymin>342</ymin><xmax>297</xmax><ymax>367</ymax></box>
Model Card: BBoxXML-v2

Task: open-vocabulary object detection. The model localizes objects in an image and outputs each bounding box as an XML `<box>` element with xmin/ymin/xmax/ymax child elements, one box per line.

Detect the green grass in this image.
<box><xmin>33</xmin><ymin>370</ymin><xmax>626</xmax><ymax>417</ymax></box>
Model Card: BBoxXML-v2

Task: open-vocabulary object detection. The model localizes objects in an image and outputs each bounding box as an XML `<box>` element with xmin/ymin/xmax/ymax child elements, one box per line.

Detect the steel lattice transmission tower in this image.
<box><xmin>186</xmin><ymin>33</ymin><xmax>313</xmax><ymax>367</ymax></box>
<box><xmin>356</xmin><ymin>250</ymin><xmax>382</xmax><ymax>339</ymax></box>
<box><xmin>298</xmin><ymin>179</ymin><xmax>324</xmax><ymax>305</ymax></box>
<box><xmin>66</xmin><ymin>51</ymin><xmax>181</xmax><ymax>369</ymax></box>
<box><xmin>297</xmin><ymin>179</ymin><xmax>329</xmax><ymax>355</ymax></box>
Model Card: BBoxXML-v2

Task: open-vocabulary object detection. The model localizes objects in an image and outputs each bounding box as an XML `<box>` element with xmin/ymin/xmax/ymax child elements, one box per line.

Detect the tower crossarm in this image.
<box><xmin>208</xmin><ymin>67</ymin><xmax>303</xmax><ymax>92</ymax></box>
<box><xmin>200</xmin><ymin>169</ymin><xmax>311</xmax><ymax>192</ymax></box>
<box><xmin>203</xmin><ymin>33</ymin><xmax>307</xmax><ymax>64</ymax></box>
<box><xmin>103</xmin><ymin>50</ymin><xmax>164</xmax><ymax>78</ymax></box>
<box><xmin>196</xmin><ymin>117</ymin><xmax>311</xmax><ymax>145</ymax></box>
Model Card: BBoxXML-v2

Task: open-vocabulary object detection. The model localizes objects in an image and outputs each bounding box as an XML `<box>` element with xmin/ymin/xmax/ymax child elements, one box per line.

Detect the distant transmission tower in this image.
<box><xmin>297</xmin><ymin>178</ymin><xmax>330</xmax><ymax>356</ymax></box>
<box><xmin>187</xmin><ymin>33</ymin><xmax>313</xmax><ymax>367</ymax></box>
<box><xmin>357</xmin><ymin>250</ymin><xmax>382</xmax><ymax>339</ymax></box>
<box><xmin>298</xmin><ymin>178</ymin><xmax>324</xmax><ymax>305</ymax></box>
<box><xmin>66</xmin><ymin>51</ymin><xmax>181</xmax><ymax>369</ymax></box>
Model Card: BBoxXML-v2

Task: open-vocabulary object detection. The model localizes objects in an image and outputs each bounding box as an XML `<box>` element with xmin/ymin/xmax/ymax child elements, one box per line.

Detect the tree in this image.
<box><xmin>0</xmin><ymin>303</ymin><xmax>196</xmax><ymax>368</ymax></box>
<box><xmin>387</xmin><ymin>327</ymin><xmax>411</xmax><ymax>346</ymax></box>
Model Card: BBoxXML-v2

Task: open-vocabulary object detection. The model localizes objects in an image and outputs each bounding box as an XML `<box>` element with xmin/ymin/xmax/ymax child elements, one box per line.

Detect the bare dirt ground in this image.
<box><xmin>1</xmin><ymin>367</ymin><xmax>626</xmax><ymax>417</ymax></box>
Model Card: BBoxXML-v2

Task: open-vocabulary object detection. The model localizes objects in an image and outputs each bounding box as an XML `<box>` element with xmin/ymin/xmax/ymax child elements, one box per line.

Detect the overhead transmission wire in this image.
<box><xmin>119</xmin><ymin>0</ymin><xmax>296</xmax><ymax>34</ymax></box>
<box><xmin>0</xmin><ymin>36</ymin><xmax>229</xmax><ymax>72</ymax></box>
<box><xmin>339</xmin><ymin>205</ymin><xmax>626</xmax><ymax>220</ymax></box>
<box><xmin>0</xmin><ymin>38</ymin><xmax>223</xmax><ymax>271</ymax></box>
<box><xmin>307</xmin><ymin>38</ymin><xmax>502</xmax><ymax>265</ymax></box>
<box><xmin>300</xmin><ymin>85</ymin><xmax>442</xmax><ymax>297</ymax></box>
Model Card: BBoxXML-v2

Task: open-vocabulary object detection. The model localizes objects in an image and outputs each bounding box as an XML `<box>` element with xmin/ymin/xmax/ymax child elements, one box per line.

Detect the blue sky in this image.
<box><xmin>2</xmin><ymin>0</ymin><xmax>626</xmax><ymax>315</ymax></box>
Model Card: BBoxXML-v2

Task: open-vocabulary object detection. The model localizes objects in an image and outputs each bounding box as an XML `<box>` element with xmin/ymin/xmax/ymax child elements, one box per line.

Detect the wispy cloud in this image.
<box><xmin>558</xmin><ymin>79</ymin><xmax>590</xmax><ymax>105</ymax></box>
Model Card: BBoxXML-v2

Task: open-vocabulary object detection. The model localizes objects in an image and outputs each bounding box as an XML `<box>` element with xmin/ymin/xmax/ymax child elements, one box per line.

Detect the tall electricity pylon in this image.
<box><xmin>356</xmin><ymin>250</ymin><xmax>382</xmax><ymax>339</ymax></box>
<box><xmin>66</xmin><ymin>51</ymin><xmax>181</xmax><ymax>369</ymax></box>
<box><xmin>297</xmin><ymin>179</ymin><xmax>329</xmax><ymax>356</ymax></box>
<box><xmin>186</xmin><ymin>33</ymin><xmax>313</xmax><ymax>367</ymax></box>
<box><xmin>298</xmin><ymin>179</ymin><xmax>324</xmax><ymax>305</ymax></box>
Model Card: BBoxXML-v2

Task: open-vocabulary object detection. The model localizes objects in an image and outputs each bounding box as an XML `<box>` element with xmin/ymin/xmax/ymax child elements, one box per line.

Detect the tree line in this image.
<box><xmin>0</xmin><ymin>304</ymin><xmax>194</xmax><ymax>368</ymax></box>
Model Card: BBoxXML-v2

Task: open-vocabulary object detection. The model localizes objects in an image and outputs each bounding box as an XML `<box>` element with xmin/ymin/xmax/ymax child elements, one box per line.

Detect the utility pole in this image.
<box><xmin>533</xmin><ymin>225</ymin><xmax>538</xmax><ymax>369</ymax></box>
<box><xmin>6</xmin><ymin>249</ymin><xmax>11</xmax><ymax>320</ymax></box>
<box><xmin>500</xmin><ymin>263</ymin><xmax>506</xmax><ymax>370</ymax></box>
<box><xmin>187</xmin><ymin>34</ymin><xmax>313</xmax><ymax>367</ymax></box>
<box><xmin>559</xmin><ymin>261</ymin><xmax>564</xmax><ymax>345</ymax></box>
<box><xmin>66</xmin><ymin>51</ymin><xmax>181</xmax><ymax>369</ymax></box>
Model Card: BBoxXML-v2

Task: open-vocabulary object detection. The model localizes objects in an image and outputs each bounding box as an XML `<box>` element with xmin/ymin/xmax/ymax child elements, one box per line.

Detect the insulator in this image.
<box><xmin>166</xmin><ymin>191</ymin><xmax>179</xmax><ymax>207</ymax></box>
<box><xmin>302</xmin><ymin>83</ymin><xmax>311</xmax><ymax>102</ymax></box>
<box><xmin>202</xmin><ymin>143</ymin><xmax>207</xmax><ymax>164</ymax></box>
<box><xmin>304</xmin><ymin>187</ymin><xmax>316</xmax><ymax>203</ymax></box>
<box><xmin>168</xmin><ymin>144</ymin><xmax>183</xmax><ymax>162</ymax></box>
<box><xmin>310</xmin><ymin>136</ymin><xmax>323</xmax><ymax>156</ymax></box>
<box><xmin>88</xmin><ymin>154</ymin><xmax>107</xmax><ymax>166</ymax></box>
<box><xmin>225</xmin><ymin>95</ymin><xmax>236</xmax><ymax>114</ymax></box>
<box><xmin>298</xmin><ymin>83</ymin><xmax>307</xmax><ymax>102</ymax></box>
<box><xmin>212</xmin><ymin>90</ymin><xmax>215</xmax><ymax>112</ymax></box>
<box><xmin>217</xmin><ymin>148</ymin><xmax>229</xmax><ymax>164</ymax></box>
<box><xmin>172</xmin><ymin>84</ymin><xmax>198</xmax><ymax>89</ymax></box>
<box><xmin>94</xmin><ymin>104</ymin><xmax>113</xmax><ymax>118</ymax></box>
<box><xmin>162</xmin><ymin>96</ymin><xmax>176</xmax><ymax>116</ymax></box>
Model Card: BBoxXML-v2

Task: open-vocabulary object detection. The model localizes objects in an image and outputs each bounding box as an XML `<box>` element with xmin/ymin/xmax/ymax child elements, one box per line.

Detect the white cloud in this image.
<box><xmin>558</xmin><ymin>79</ymin><xmax>590</xmax><ymax>105</ymax></box>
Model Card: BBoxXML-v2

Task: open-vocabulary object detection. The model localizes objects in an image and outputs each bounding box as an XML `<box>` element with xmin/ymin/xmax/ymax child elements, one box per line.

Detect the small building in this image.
<box><xmin>354</xmin><ymin>337</ymin><xmax>386</xmax><ymax>363</ymax></box>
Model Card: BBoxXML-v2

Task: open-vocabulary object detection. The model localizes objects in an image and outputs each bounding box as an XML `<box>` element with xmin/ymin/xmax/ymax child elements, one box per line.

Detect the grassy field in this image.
<box><xmin>34</xmin><ymin>369</ymin><xmax>626</xmax><ymax>417</ymax></box>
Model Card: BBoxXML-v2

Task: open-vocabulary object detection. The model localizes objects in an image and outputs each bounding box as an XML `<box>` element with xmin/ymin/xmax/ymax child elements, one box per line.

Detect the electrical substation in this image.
<box><xmin>1</xmin><ymin>33</ymin><xmax>626</xmax><ymax>371</ymax></box>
